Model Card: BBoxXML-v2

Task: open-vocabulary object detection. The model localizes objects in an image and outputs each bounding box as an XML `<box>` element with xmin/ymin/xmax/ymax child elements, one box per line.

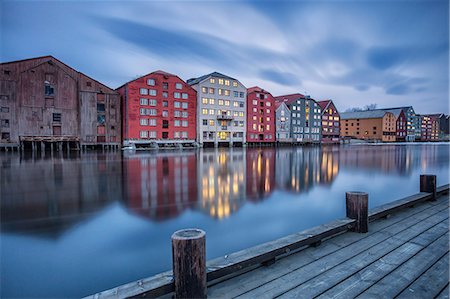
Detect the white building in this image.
<box><xmin>187</xmin><ymin>72</ymin><xmax>247</xmax><ymax>147</ymax></box>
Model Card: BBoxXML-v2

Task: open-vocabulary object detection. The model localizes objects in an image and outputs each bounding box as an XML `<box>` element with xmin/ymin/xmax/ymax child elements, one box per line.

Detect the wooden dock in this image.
<box><xmin>86</xmin><ymin>180</ymin><xmax>449</xmax><ymax>299</ymax></box>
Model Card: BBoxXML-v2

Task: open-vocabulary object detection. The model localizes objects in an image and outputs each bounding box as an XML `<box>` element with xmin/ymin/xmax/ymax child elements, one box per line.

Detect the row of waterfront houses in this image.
<box><xmin>0</xmin><ymin>55</ymin><xmax>448</xmax><ymax>151</ymax></box>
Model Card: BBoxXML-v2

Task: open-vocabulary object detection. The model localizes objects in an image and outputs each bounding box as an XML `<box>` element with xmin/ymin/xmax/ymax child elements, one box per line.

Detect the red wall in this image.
<box><xmin>117</xmin><ymin>72</ymin><xmax>197</xmax><ymax>141</ymax></box>
<box><xmin>396</xmin><ymin>110</ymin><xmax>407</xmax><ymax>141</ymax></box>
<box><xmin>246</xmin><ymin>88</ymin><xmax>276</xmax><ymax>143</ymax></box>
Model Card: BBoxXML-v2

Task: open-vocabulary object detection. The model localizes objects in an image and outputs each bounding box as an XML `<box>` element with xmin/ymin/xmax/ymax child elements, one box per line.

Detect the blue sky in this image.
<box><xmin>1</xmin><ymin>0</ymin><xmax>448</xmax><ymax>114</ymax></box>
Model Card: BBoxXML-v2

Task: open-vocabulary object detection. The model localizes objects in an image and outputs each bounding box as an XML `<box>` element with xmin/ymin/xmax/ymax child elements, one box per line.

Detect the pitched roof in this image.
<box><xmin>373</xmin><ymin>107</ymin><xmax>404</xmax><ymax>118</ymax></box>
<box><xmin>317</xmin><ymin>100</ymin><xmax>331</xmax><ymax>111</ymax></box>
<box><xmin>340</xmin><ymin>110</ymin><xmax>390</xmax><ymax>120</ymax></box>
<box><xmin>274</xmin><ymin>93</ymin><xmax>305</xmax><ymax>105</ymax></box>
<box><xmin>187</xmin><ymin>71</ymin><xmax>238</xmax><ymax>86</ymax></box>
<box><xmin>275</xmin><ymin>101</ymin><xmax>290</xmax><ymax>110</ymax></box>
<box><xmin>115</xmin><ymin>69</ymin><xmax>182</xmax><ymax>90</ymax></box>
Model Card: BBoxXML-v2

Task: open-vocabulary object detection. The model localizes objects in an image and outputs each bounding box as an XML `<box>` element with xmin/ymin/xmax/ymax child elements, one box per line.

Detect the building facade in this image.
<box><xmin>420</xmin><ymin>114</ymin><xmax>440</xmax><ymax>141</ymax></box>
<box><xmin>117</xmin><ymin>70</ymin><xmax>196</xmax><ymax>148</ymax></box>
<box><xmin>340</xmin><ymin>110</ymin><xmax>396</xmax><ymax>142</ymax></box>
<box><xmin>187</xmin><ymin>72</ymin><xmax>246</xmax><ymax>147</ymax></box>
<box><xmin>0</xmin><ymin>55</ymin><xmax>121</xmax><ymax>150</ymax></box>
<box><xmin>377</xmin><ymin>108</ymin><xmax>407</xmax><ymax>141</ymax></box>
<box><xmin>275</xmin><ymin>101</ymin><xmax>291</xmax><ymax>142</ymax></box>
<box><xmin>274</xmin><ymin>94</ymin><xmax>321</xmax><ymax>144</ymax></box>
<box><xmin>318</xmin><ymin>100</ymin><xmax>340</xmax><ymax>143</ymax></box>
<box><xmin>246</xmin><ymin>86</ymin><xmax>275</xmax><ymax>144</ymax></box>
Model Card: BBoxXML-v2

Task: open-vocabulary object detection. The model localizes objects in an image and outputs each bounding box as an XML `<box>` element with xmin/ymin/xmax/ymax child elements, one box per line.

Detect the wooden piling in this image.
<box><xmin>346</xmin><ymin>191</ymin><xmax>368</xmax><ymax>233</ymax></box>
<box><xmin>171</xmin><ymin>229</ymin><xmax>206</xmax><ymax>299</ymax></box>
<box><xmin>420</xmin><ymin>174</ymin><xmax>436</xmax><ymax>201</ymax></box>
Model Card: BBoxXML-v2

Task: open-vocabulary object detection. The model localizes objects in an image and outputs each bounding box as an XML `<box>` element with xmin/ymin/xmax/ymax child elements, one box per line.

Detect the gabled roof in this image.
<box><xmin>247</xmin><ymin>86</ymin><xmax>274</xmax><ymax>97</ymax></box>
<box><xmin>275</xmin><ymin>101</ymin><xmax>290</xmax><ymax>110</ymax></box>
<box><xmin>340</xmin><ymin>110</ymin><xmax>390</xmax><ymax>120</ymax></box>
<box><xmin>115</xmin><ymin>69</ymin><xmax>180</xmax><ymax>90</ymax></box>
<box><xmin>372</xmin><ymin>108</ymin><xmax>404</xmax><ymax>118</ymax></box>
<box><xmin>187</xmin><ymin>71</ymin><xmax>238</xmax><ymax>86</ymax></box>
<box><xmin>1</xmin><ymin>55</ymin><xmax>116</xmax><ymax>92</ymax></box>
<box><xmin>274</xmin><ymin>93</ymin><xmax>305</xmax><ymax>105</ymax></box>
<box><xmin>317</xmin><ymin>100</ymin><xmax>332</xmax><ymax>111</ymax></box>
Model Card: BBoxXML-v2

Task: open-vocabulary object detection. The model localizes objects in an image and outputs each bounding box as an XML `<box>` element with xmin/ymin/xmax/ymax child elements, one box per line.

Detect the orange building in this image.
<box><xmin>340</xmin><ymin>110</ymin><xmax>396</xmax><ymax>142</ymax></box>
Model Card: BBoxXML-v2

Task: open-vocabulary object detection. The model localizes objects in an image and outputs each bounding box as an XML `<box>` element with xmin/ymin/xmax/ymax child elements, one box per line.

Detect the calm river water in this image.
<box><xmin>1</xmin><ymin>144</ymin><xmax>449</xmax><ymax>298</ymax></box>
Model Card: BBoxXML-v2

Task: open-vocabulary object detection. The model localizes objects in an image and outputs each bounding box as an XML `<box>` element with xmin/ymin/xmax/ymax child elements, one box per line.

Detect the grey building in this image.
<box><xmin>387</xmin><ymin>106</ymin><xmax>417</xmax><ymax>141</ymax></box>
<box><xmin>274</xmin><ymin>94</ymin><xmax>321</xmax><ymax>144</ymax></box>
<box><xmin>187</xmin><ymin>72</ymin><xmax>246</xmax><ymax>147</ymax></box>
<box><xmin>275</xmin><ymin>101</ymin><xmax>291</xmax><ymax>142</ymax></box>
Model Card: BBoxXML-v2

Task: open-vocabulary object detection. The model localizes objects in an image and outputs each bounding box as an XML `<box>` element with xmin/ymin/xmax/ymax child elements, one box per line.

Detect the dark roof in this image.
<box><xmin>274</xmin><ymin>93</ymin><xmax>306</xmax><ymax>105</ymax></box>
<box><xmin>317</xmin><ymin>100</ymin><xmax>331</xmax><ymax>111</ymax></box>
<box><xmin>340</xmin><ymin>110</ymin><xmax>390</xmax><ymax>120</ymax></box>
<box><xmin>187</xmin><ymin>72</ymin><xmax>238</xmax><ymax>85</ymax></box>
<box><xmin>115</xmin><ymin>69</ymin><xmax>181</xmax><ymax>90</ymax></box>
<box><xmin>1</xmin><ymin>55</ymin><xmax>116</xmax><ymax>92</ymax></box>
<box><xmin>373</xmin><ymin>108</ymin><xmax>404</xmax><ymax>118</ymax></box>
<box><xmin>275</xmin><ymin>101</ymin><xmax>290</xmax><ymax>110</ymax></box>
<box><xmin>247</xmin><ymin>86</ymin><xmax>274</xmax><ymax>96</ymax></box>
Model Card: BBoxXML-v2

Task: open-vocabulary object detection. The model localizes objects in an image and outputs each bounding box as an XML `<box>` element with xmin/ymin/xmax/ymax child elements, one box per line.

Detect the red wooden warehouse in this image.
<box><xmin>246</xmin><ymin>86</ymin><xmax>276</xmax><ymax>144</ymax></box>
<box><xmin>117</xmin><ymin>70</ymin><xmax>197</xmax><ymax>148</ymax></box>
<box><xmin>318</xmin><ymin>100</ymin><xmax>340</xmax><ymax>144</ymax></box>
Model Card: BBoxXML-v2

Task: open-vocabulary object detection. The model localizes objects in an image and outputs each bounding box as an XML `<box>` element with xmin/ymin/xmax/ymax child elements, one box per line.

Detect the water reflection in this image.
<box><xmin>1</xmin><ymin>144</ymin><xmax>449</xmax><ymax>298</ymax></box>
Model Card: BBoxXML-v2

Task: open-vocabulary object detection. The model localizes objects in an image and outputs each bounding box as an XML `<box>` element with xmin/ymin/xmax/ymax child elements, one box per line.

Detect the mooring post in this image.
<box><xmin>346</xmin><ymin>191</ymin><xmax>368</xmax><ymax>233</ymax></box>
<box><xmin>420</xmin><ymin>174</ymin><xmax>436</xmax><ymax>201</ymax></box>
<box><xmin>171</xmin><ymin>228</ymin><xmax>206</xmax><ymax>299</ymax></box>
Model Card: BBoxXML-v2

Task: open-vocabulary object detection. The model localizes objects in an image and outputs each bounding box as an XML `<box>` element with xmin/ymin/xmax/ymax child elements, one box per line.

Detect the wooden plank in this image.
<box><xmin>317</xmin><ymin>230</ymin><xmax>448</xmax><ymax>299</ymax></box>
<box><xmin>356</xmin><ymin>233</ymin><xmax>449</xmax><ymax>298</ymax></box>
<box><xmin>436</xmin><ymin>283</ymin><xmax>450</xmax><ymax>299</ymax></box>
<box><xmin>396</xmin><ymin>252</ymin><xmax>449</xmax><ymax>299</ymax></box>
<box><xmin>208</xmin><ymin>198</ymin><xmax>449</xmax><ymax>298</ymax></box>
<box><xmin>234</xmin><ymin>208</ymin><xmax>449</xmax><ymax>299</ymax></box>
<box><xmin>437</xmin><ymin>184</ymin><xmax>450</xmax><ymax>195</ymax></box>
<box><xmin>279</xmin><ymin>214</ymin><xmax>449</xmax><ymax>299</ymax></box>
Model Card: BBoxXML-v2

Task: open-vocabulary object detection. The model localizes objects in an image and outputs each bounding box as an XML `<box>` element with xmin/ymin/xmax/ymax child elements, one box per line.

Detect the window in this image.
<box><xmin>203</xmin><ymin>119</ymin><xmax>208</xmax><ymax>125</ymax></box>
<box><xmin>234</xmin><ymin>91</ymin><xmax>239</xmax><ymax>97</ymax></box>
<box><xmin>1</xmin><ymin>132</ymin><xmax>10</xmax><ymax>140</ymax></box>
<box><xmin>147</xmin><ymin>79</ymin><xmax>155</xmax><ymax>86</ymax></box>
<box><xmin>45</xmin><ymin>81</ymin><xmax>55</xmax><ymax>96</ymax></box>
<box><xmin>202</xmin><ymin>108</ymin><xmax>208</xmax><ymax>115</ymax></box>
<box><xmin>233</xmin><ymin>101</ymin><xmax>239</xmax><ymax>107</ymax></box>
<box><xmin>175</xmin><ymin>83</ymin><xmax>182</xmax><ymax>89</ymax></box>
<box><xmin>225</xmin><ymin>100</ymin><xmax>230</xmax><ymax>106</ymax></box>
<box><xmin>209</xmin><ymin>98</ymin><xmax>215</xmax><ymax>105</ymax></box>
<box><xmin>140</xmin><ymin>131</ymin><xmax>148</xmax><ymax>138</ymax></box>
<box><xmin>233</xmin><ymin>81</ymin><xmax>238</xmax><ymax>87</ymax></box>
<box><xmin>182</xmin><ymin>120</ymin><xmax>188</xmax><ymax>127</ymax></box>
<box><xmin>209</xmin><ymin>109</ymin><xmax>215</xmax><ymax>115</ymax></box>
<box><xmin>149</xmin><ymin>99</ymin><xmax>156</xmax><ymax>106</ymax></box>
<box><xmin>140</xmin><ymin>88</ymin><xmax>148</xmax><ymax>95</ymax></box>
<box><xmin>0</xmin><ymin>107</ymin><xmax>9</xmax><ymax>113</ymax></box>
<box><xmin>218</xmin><ymin>99</ymin><xmax>223</xmax><ymax>106</ymax></box>
<box><xmin>202</xmin><ymin>98</ymin><xmax>208</xmax><ymax>104</ymax></box>
<box><xmin>163</xmin><ymin>92</ymin><xmax>168</xmax><ymax>98</ymax></box>
<box><xmin>209</xmin><ymin>88</ymin><xmax>215</xmax><ymax>94</ymax></box>
<box><xmin>149</xmin><ymin>131</ymin><xmax>157</xmax><ymax>138</ymax></box>
<box><xmin>225</xmin><ymin>80</ymin><xmax>230</xmax><ymax>86</ymax></box>
<box><xmin>218</xmin><ymin>78</ymin><xmax>224</xmax><ymax>85</ymax></box>
<box><xmin>140</xmin><ymin>119</ymin><xmax>148</xmax><ymax>126</ymax></box>
<box><xmin>174</xmin><ymin>120</ymin><xmax>180</xmax><ymax>127</ymax></box>
<box><xmin>174</xmin><ymin>131</ymin><xmax>180</xmax><ymax>138</ymax></box>
<box><xmin>224</xmin><ymin>90</ymin><xmax>230</xmax><ymax>96</ymax></box>
<box><xmin>149</xmin><ymin>89</ymin><xmax>157</xmax><ymax>96</ymax></box>
<box><xmin>202</xmin><ymin>87</ymin><xmax>207</xmax><ymax>93</ymax></box>
<box><xmin>182</xmin><ymin>93</ymin><xmax>188</xmax><ymax>99</ymax></box>
<box><xmin>182</xmin><ymin>102</ymin><xmax>188</xmax><ymax>109</ymax></box>
<box><xmin>266</xmin><ymin>102</ymin><xmax>271</xmax><ymax>107</ymax></box>
<box><xmin>182</xmin><ymin>132</ymin><xmax>188</xmax><ymax>138</ymax></box>
<box><xmin>174</xmin><ymin>92</ymin><xmax>181</xmax><ymax>99</ymax></box>
<box><xmin>218</xmin><ymin>89</ymin><xmax>223</xmax><ymax>95</ymax></box>
<box><xmin>149</xmin><ymin>119</ymin><xmax>156</xmax><ymax>126</ymax></box>
<box><xmin>163</xmin><ymin>82</ymin><xmax>169</xmax><ymax>90</ymax></box>
<box><xmin>162</xmin><ymin>120</ymin><xmax>169</xmax><ymax>128</ymax></box>
<box><xmin>97</xmin><ymin>114</ymin><xmax>106</xmax><ymax>124</ymax></box>
<box><xmin>162</xmin><ymin>110</ymin><xmax>168</xmax><ymax>117</ymax></box>
<box><xmin>53</xmin><ymin>113</ymin><xmax>61</xmax><ymax>122</ymax></box>
<box><xmin>182</xmin><ymin>111</ymin><xmax>188</xmax><ymax>118</ymax></box>
<box><xmin>174</xmin><ymin>101</ymin><xmax>180</xmax><ymax>108</ymax></box>
<box><xmin>239</xmin><ymin>112</ymin><xmax>244</xmax><ymax>117</ymax></box>
<box><xmin>162</xmin><ymin>101</ymin><xmax>168</xmax><ymax>107</ymax></box>
<box><xmin>210</xmin><ymin>78</ymin><xmax>215</xmax><ymax>84</ymax></box>
<box><xmin>253</xmin><ymin>100</ymin><xmax>257</xmax><ymax>105</ymax></box>
<box><xmin>239</xmin><ymin>102</ymin><xmax>244</xmax><ymax>108</ymax></box>
<box><xmin>140</xmin><ymin>98</ymin><xmax>148</xmax><ymax>105</ymax></box>
<box><xmin>239</xmin><ymin>92</ymin><xmax>244</xmax><ymax>98</ymax></box>
<box><xmin>209</xmin><ymin>120</ymin><xmax>215</xmax><ymax>126</ymax></box>
<box><xmin>174</xmin><ymin>110</ymin><xmax>181</xmax><ymax>117</ymax></box>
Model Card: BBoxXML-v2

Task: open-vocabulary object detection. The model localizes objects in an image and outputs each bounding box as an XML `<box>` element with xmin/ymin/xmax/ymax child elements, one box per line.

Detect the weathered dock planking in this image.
<box><xmin>85</xmin><ymin>179</ymin><xmax>449</xmax><ymax>299</ymax></box>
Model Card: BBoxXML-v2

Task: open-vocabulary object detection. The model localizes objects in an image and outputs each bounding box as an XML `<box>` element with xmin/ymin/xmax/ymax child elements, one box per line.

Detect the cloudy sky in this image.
<box><xmin>2</xmin><ymin>0</ymin><xmax>448</xmax><ymax>113</ymax></box>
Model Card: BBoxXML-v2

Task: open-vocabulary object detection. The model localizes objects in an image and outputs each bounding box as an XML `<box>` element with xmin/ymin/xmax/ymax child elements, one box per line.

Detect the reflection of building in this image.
<box><xmin>246</xmin><ymin>87</ymin><xmax>276</xmax><ymax>143</ymax></box>
<box><xmin>1</xmin><ymin>152</ymin><xmax>122</xmax><ymax>235</ymax></box>
<box><xmin>318</xmin><ymin>100</ymin><xmax>340</xmax><ymax>144</ymax></box>
<box><xmin>274</xmin><ymin>94</ymin><xmax>322</xmax><ymax>144</ymax></box>
<box><xmin>197</xmin><ymin>149</ymin><xmax>246</xmax><ymax>219</ymax></box>
<box><xmin>275</xmin><ymin>147</ymin><xmax>339</xmax><ymax>193</ymax></box>
<box><xmin>340</xmin><ymin>110</ymin><xmax>396</xmax><ymax>142</ymax></box>
<box><xmin>246</xmin><ymin>148</ymin><xmax>275</xmax><ymax>201</ymax></box>
<box><xmin>124</xmin><ymin>151</ymin><xmax>198</xmax><ymax>221</ymax></box>
<box><xmin>0</xmin><ymin>56</ymin><xmax>121</xmax><ymax>150</ymax></box>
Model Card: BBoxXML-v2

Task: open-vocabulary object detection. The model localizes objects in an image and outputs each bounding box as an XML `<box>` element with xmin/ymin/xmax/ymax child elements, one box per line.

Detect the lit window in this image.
<box><xmin>162</xmin><ymin>110</ymin><xmax>168</xmax><ymax>117</ymax></box>
<box><xmin>209</xmin><ymin>98</ymin><xmax>215</xmax><ymax>105</ymax></box>
<box><xmin>209</xmin><ymin>78</ymin><xmax>215</xmax><ymax>84</ymax></box>
<box><xmin>225</xmin><ymin>80</ymin><xmax>230</xmax><ymax>86</ymax></box>
<box><xmin>209</xmin><ymin>109</ymin><xmax>215</xmax><ymax>115</ymax></box>
<box><xmin>209</xmin><ymin>120</ymin><xmax>215</xmax><ymax>126</ymax></box>
<box><xmin>218</xmin><ymin>78</ymin><xmax>224</xmax><ymax>85</ymax></box>
<box><xmin>218</xmin><ymin>99</ymin><xmax>224</xmax><ymax>106</ymax></box>
<box><xmin>209</xmin><ymin>88</ymin><xmax>215</xmax><ymax>94</ymax></box>
<box><xmin>225</xmin><ymin>100</ymin><xmax>230</xmax><ymax>106</ymax></box>
<box><xmin>201</xmin><ymin>87</ymin><xmax>207</xmax><ymax>93</ymax></box>
<box><xmin>224</xmin><ymin>90</ymin><xmax>230</xmax><ymax>96</ymax></box>
<box><xmin>202</xmin><ymin>97</ymin><xmax>208</xmax><ymax>104</ymax></box>
<box><xmin>233</xmin><ymin>81</ymin><xmax>238</xmax><ymax>87</ymax></box>
<box><xmin>266</xmin><ymin>102</ymin><xmax>271</xmax><ymax>107</ymax></box>
<box><xmin>202</xmin><ymin>109</ymin><xmax>208</xmax><ymax>115</ymax></box>
<box><xmin>253</xmin><ymin>100</ymin><xmax>257</xmax><ymax>105</ymax></box>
